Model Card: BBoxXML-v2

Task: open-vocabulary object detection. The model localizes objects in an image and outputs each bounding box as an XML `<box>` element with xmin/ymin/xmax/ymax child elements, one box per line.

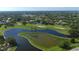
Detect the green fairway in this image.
<box><xmin>35</xmin><ymin>24</ymin><xmax>70</xmax><ymax>35</ymax></box>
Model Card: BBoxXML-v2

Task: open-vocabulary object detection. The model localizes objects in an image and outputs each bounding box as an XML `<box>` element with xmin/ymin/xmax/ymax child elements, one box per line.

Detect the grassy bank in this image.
<box><xmin>20</xmin><ymin>32</ymin><xmax>70</xmax><ymax>51</ymax></box>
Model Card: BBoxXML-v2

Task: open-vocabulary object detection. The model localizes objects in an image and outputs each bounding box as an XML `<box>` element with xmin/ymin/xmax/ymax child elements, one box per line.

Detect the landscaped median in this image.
<box><xmin>19</xmin><ymin>32</ymin><xmax>71</xmax><ymax>51</ymax></box>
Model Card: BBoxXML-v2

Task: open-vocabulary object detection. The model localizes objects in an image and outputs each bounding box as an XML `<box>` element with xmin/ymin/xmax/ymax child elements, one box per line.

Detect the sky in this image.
<box><xmin>0</xmin><ymin>7</ymin><xmax>79</xmax><ymax>11</ymax></box>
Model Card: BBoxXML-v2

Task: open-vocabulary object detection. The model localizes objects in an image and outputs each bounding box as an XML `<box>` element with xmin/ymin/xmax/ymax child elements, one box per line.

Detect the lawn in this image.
<box><xmin>35</xmin><ymin>24</ymin><xmax>70</xmax><ymax>35</ymax></box>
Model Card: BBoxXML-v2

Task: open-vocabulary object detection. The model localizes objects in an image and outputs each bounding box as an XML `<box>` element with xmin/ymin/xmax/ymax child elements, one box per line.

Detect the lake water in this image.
<box><xmin>4</xmin><ymin>28</ymin><xmax>69</xmax><ymax>51</ymax></box>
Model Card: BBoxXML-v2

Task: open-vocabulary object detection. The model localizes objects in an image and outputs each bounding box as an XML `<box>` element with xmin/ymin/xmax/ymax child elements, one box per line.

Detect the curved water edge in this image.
<box><xmin>3</xmin><ymin>28</ymin><xmax>70</xmax><ymax>51</ymax></box>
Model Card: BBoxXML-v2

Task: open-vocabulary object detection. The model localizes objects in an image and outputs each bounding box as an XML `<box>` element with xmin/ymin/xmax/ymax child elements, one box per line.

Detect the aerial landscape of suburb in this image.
<box><xmin>0</xmin><ymin>7</ymin><xmax>79</xmax><ymax>51</ymax></box>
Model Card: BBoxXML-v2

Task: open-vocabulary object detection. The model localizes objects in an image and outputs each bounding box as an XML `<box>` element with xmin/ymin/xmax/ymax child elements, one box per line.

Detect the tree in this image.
<box><xmin>71</xmin><ymin>38</ymin><xmax>75</xmax><ymax>43</ymax></box>
<box><xmin>0</xmin><ymin>24</ymin><xmax>2</xmax><ymax>27</ymax></box>
<box><xmin>0</xmin><ymin>36</ymin><xmax>5</xmax><ymax>44</ymax></box>
<box><xmin>60</xmin><ymin>41</ymin><xmax>72</xmax><ymax>50</ymax></box>
<box><xmin>6</xmin><ymin>37</ymin><xmax>17</xmax><ymax>47</ymax></box>
<box><xmin>22</xmin><ymin>21</ymin><xmax>26</xmax><ymax>25</ymax></box>
<box><xmin>68</xmin><ymin>15</ymin><xmax>79</xmax><ymax>43</ymax></box>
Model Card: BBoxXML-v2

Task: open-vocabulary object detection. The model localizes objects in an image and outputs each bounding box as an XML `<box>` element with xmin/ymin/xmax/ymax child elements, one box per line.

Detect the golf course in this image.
<box><xmin>0</xmin><ymin>11</ymin><xmax>79</xmax><ymax>51</ymax></box>
<box><xmin>1</xmin><ymin>24</ymin><xmax>74</xmax><ymax>51</ymax></box>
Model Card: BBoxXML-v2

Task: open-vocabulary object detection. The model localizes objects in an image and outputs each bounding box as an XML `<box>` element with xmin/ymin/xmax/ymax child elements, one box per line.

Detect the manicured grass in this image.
<box><xmin>47</xmin><ymin>46</ymin><xmax>64</xmax><ymax>51</ymax></box>
<box><xmin>0</xmin><ymin>25</ymin><xmax>6</xmax><ymax>36</ymax></box>
<box><xmin>46</xmin><ymin>25</ymin><xmax>70</xmax><ymax>35</ymax></box>
<box><xmin>20</xmin><ymin>32</ymin><xmax>70</xmax><ymax>51</ymax></box>
<box><xmin>35</xmin><ymin>24</ymin><xmax>70</xmax><ymax>35</ymax></box>
<box><xmin>7</xmin><ymin>46</ymin><xmax>17</xmax><ymax>51</ymax></box>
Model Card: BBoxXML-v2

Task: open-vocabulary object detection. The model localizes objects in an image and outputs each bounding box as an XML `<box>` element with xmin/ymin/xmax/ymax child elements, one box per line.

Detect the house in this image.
<box><xmin>0</xmin><ymin>21</ymin><xmax>6</xmax><ymax>24</ymax></box>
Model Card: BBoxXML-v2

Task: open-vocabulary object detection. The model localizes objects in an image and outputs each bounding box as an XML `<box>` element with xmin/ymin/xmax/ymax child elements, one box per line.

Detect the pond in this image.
<box><xmin>3</xmin><ymin>28</ymin><xmax>69</xmax><ymax>51</ymax></box>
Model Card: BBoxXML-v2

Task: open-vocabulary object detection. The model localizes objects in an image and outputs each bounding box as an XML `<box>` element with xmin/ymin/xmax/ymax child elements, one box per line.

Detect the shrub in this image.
<box><xmin>59</xmin><ymin>41</ymin><xmax>72</xmax><ymax>50</ymax></box>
